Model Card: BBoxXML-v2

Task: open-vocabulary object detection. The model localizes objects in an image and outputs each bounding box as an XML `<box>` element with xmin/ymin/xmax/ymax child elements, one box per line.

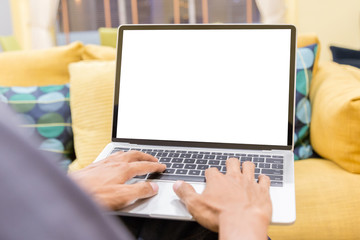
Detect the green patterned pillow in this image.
<box><xmin>294</xmin><ymin>44</ymin><xmax>319</xmax><ymax>160</ymax></box>
<box><xmin>0</xmin><ymin>84</ymin><xmax>74</xmax><ymax>169</ymax></box>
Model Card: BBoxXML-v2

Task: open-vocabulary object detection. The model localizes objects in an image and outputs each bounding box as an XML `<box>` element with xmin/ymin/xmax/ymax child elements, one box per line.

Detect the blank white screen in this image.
<box><xmin>117</xmin><ymin>29</ymin><xmax>291</xmax><ymax>146</ymax></box>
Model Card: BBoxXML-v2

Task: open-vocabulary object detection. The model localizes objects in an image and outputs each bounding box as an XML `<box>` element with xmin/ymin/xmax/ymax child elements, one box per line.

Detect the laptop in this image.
<box><xmin>94</xmin><ymin>24</ymin><xmax>296</xmax><ymax>224</ymax></box>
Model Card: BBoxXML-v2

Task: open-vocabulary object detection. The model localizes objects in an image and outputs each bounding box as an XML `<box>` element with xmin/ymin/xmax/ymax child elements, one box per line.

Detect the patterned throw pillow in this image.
<box><xmin>294</xmin><ymin>44</ymin><xmax>319</xmax><ymax>160</ymax></box>
<box><xmin>0</xmin><ymin>84</ymin><xmax>74</xmax><ymax>169</ymax></box>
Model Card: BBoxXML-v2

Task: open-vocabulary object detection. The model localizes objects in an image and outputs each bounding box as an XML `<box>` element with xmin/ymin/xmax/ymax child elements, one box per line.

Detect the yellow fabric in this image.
<box><xmin>297</xmin><ymin>34</ymin><xmax>321</xmax><ymax>74</ymax></box>
<box><xmin>0</xmin><ymin>35</ymin><xmax>21</xmax><ymax>51</ymax></box>
<box><xmin>98</xmin><ymin>27</ymin><xmax>117</xmax><ymax>48</ymax></box>
<box><xmin>0</xmin><ymin>42</ymin><xmax>83</xmax><ymax>86</ymax></box>
<box><xmin>268</xmin><ymin>159</ymin><xmax>360</xmax><ymax>239</ymax></box>
<box><xmin>81</xmin><ymin>44</ymin><xmax>116</xmax><ymax>61</ymax></box>
<box><xmin>310</xmin><ymin>62</ymin><xmax>360</xmax><ymax>173</ymax></box>
<box><xmin>68</xmin><ymin>61</ymin><xmax>115</xmax><ymax>171</ymax></box>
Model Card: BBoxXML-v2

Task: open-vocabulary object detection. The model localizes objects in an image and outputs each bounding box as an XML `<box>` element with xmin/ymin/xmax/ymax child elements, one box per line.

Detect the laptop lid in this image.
<box><xmin>112</xmin><ymin>24</ymin><xmax>296</xmax><ymax>151</ymax></box>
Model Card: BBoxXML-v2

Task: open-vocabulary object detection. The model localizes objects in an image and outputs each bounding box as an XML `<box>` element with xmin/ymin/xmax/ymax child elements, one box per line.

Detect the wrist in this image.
<box><xmin>219</xmin><ymin>208</ymin><xmax>270</xmax><ymax>240</ymax></box>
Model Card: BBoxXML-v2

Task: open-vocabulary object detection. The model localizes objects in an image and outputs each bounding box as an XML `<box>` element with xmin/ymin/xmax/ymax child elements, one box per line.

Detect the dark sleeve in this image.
<box><xmin>0</xmin><ymin>103</ymin><xmax>134</xmax><ymax>240</ymax></box>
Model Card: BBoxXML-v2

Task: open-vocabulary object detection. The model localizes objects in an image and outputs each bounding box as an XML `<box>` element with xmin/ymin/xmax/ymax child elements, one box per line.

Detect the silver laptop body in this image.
<box><xmin>94</xmin><ymin>24</ymin><xmax>296</xmax><ymax>224</ymax></box>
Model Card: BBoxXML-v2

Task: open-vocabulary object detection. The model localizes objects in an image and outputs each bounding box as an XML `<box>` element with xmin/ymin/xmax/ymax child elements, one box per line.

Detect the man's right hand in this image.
<box><xmin>173</xmin><ymin>158</ymin><xmax>272</xmax><ymax>240</ymax></box>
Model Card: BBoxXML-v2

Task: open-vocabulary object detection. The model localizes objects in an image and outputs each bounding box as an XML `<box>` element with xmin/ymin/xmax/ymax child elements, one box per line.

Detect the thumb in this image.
<box><xmin>173</xmin><ymin>181</ymin><xmax>198</xmax><ymax>206</ymax></box>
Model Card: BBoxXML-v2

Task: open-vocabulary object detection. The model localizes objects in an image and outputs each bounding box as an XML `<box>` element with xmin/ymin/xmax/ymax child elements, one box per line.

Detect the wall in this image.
<box><xmin>285</xmin><ymin>0</ymin><xmax>360</xmax><ymax>62</ymax></box>
<box><xmin>0</xmin><ymin>0</ymin><xmax>13</xmax><ymax>35</ymax></box>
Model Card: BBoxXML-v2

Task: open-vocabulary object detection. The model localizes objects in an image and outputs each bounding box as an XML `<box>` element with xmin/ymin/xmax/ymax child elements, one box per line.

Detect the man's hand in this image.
<box><xmin>70</xmin><ymin>151</ymin><xmax>166</xmax><ymax>210</ymax></box>
<box><xmin>173</xmin><ymin>158</ymin><xmax>272</xmax><ymax>240</ymax></box>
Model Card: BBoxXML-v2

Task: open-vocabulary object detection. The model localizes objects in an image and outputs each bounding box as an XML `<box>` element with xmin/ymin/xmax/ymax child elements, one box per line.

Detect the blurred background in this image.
<box><xmin>0</xmin><ymin>0</ymin><xmax>359</xmax><ymax>62</ymax></box>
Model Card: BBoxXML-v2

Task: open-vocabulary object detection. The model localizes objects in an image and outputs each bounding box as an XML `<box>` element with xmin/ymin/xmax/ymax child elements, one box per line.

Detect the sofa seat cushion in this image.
<box><xmin>268</xmin><ymin>158</ymin><xmax>360</xmax><ymax>239</ymax></box>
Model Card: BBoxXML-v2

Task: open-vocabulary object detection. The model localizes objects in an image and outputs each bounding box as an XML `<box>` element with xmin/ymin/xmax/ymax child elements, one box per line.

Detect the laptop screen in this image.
<box><xmin>114</xmin><ymin>25</ymin><xmax>295</xmax><ymax>149</ymax></box>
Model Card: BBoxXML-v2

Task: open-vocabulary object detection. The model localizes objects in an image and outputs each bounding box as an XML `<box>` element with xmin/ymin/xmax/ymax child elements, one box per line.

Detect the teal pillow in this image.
<box><xmin>0</xmin><ymin>84</ymin><xmax>74</xmax><ymax>169</ymax></box>
<box><xmin>294</xmin><ymin>44</ymin><xmax>319</xmax><ymax>160</ymax></box>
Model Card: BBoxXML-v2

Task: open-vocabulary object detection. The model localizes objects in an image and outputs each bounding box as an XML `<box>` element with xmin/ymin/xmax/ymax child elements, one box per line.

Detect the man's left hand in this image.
<box><xmin>70</xmin><ymin>151</ymin><xmax>166</xmax><ymax>210</ymax></box>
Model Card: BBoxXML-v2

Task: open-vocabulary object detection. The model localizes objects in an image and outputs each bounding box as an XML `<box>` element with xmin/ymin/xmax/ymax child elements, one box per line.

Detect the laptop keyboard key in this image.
<box><xmin>164</xmin><ymin>163</ymin><xmax>172</xmax><ymax>168</ymax></box>
<box><xmin>171</xmin><ymin>158</ymin><xmax>183</xmax><ymax>163</ymax></box>
<box><xmin>200</xmin><ymin>152</ymin><xmax>210</xmax><ymax>154</ymax></box>
<box><xmin>168</xmin><ymin>153</ymin><xmax>180</xmax><ymax>157</ymax></box>
<box><xmin>253</xmin><ymin>157</ymin><xmax>265</xmax><ymax>163</ymax></box>
<box><xmin>216</xmin><ymin>155</ymin><xmax>227</xmax><ymax>160</ymax></box>
<box><xmin>188</xmin><ymin>170</ymin><xmax>201</xmax><ymax>175</ymax></box>
<box><xmin>259</xmin><ymin>163</ymin><xmax>271</xmax><ymax>168</ymax></box>
<box><xmin>196</xmin><ymin>159</ymin><xmax>208</xmax><ymax>164</ymax></box>
<box><xmin>176</xmin><ymin>169</ymin><xmax>188</xmax><ymax>175</ymax></box>
<box><xmin>184</xmin><ymin>164</ymin><xmax>196</xmax><ymax>169</ymax></box>
<box><xmin>241</xmin><ymin>157</ymin><xmax>252</xmax><ymax>162</ymax></box>
<box><xmin>262</xmin><ymin>169</ymin><xmax>283</xmax><ymax>175</ymax></box>
<box><xmin>272</xmin><ymin>164</ymin><xmax>284</xmax><ymax>169</ymax></box>
<box><xmin>197</xmin><ymin>165</ymin><xmax>208</xmax><ymax>170</ymax></box>
<box><xmin>180</xmin><ymin>153</ymin><xmax>191</xmax><ymax>158</ymax></box>
<box><xmin>266</xmin><ymin>158</ymin><xmax>283</xmax><ymax>164</ymax></box>
<box><xmin>270</xmin><ymin>181</ymin><xmax>283</xmax><ymax>187</ymax></box>
<box><xmin>147</xmin><ymin>173</ymin><xmax>205</xmax><ymax>182</ymax></box>
<box><xmin>184</xmin><ymin>159</ymin><xmax>195</xmax><ymax>163</ymax></box>
<box><xmin>159</xmin><ymin>157</ymin><xmax>171</xmax><ymax>163</ymax></box>
<box><xmin>172</xmin><ymin>163</ymin><xmax>184</xmax><ymax>169</ymax></box>
<box><xmin>208</xmin><ymin>160</ymin><xmax>220</xmax><ymax>165</ymax></box>
<box><xmin>210</xmin><ymin>165</ymin><xmax>221</xmax><ymax>171</ymax></box>
<box><xmin>269</xmin><ymin>175</ymin><xmax>283</xmax><ymax>181</ymax></box>
<box><xmin>164</xmin><ymin>168</ymin><xmax>175</xmax><ymax>174</ymax></box>
<box><xmin>204</xmin><ymin>155</ymin><xmax>215</xmax><ymax>159</ymax></box>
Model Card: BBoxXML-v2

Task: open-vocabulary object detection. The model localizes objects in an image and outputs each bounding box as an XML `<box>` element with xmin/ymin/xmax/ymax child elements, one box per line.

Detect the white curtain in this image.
<box><xmin>255</xmin><ymin>0</ymin><xmax>286</xmax><ymax>24</ymax></box>
<box><xmin>28</xmin><ymin>0</ymin><xmax>59</xmax><ymax>49</ymax></box>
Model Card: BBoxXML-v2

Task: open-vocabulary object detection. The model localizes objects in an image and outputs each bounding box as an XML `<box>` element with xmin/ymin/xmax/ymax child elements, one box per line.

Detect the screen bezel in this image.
<box><xmin>112</xmin><ymin>24</ymin><xmax>296</xmax><ymax>151</ymax></box>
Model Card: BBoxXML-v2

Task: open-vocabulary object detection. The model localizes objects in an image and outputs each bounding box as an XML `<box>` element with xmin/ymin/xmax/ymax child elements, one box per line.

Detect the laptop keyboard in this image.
<box><xmin>110</xmin><ymin>147</ymin><xmax>284</xmax><ymax>187</ymax></box>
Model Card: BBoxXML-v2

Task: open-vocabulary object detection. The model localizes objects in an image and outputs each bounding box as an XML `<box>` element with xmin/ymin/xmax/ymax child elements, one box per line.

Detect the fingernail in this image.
<box><xmin>149</xmin><ymin>182</ymin><xmax>159</xmax><ymax>192</ymax></box>
<box><xmin>173</xmin><ymin>180</ymin><xmax>183</xmax><ymax>191</ymax></box>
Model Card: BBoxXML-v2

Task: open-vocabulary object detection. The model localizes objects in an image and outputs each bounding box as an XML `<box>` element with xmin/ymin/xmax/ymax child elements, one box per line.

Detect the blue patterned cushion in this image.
<box><xmin>294</xmin><ymin>44</ymin><xmax>319</xmax><ymax>160</ymax></box>
<box><xmin>0</xmin><ymin>84</ymin><xmax>74</xmax><ymax>169</ymax></box>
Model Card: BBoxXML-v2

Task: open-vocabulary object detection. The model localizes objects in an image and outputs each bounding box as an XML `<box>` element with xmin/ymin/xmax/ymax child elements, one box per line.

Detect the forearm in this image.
<box><xmin>219</xmin><ymin>209</ymin><xmax>269</xmax><ymax>240</ymax></box>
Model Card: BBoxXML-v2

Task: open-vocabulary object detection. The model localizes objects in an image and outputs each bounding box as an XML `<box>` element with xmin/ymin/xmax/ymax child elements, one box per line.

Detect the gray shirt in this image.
<box><xmin>0</xmin><ymin>103</ymin><xmax>134</xmax><ymax>240</ymax></box>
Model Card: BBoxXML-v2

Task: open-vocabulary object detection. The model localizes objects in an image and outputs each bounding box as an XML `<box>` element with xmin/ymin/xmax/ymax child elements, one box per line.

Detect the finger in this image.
<box><xmin>173</xmin><ymin>181</ymin><xmax>199</xmax><ymax>208</ymax></box>
<box><xmin>258</xmin><ymin>174</ymin><xmax>271</xmax><ymax>188</ymax></box>
<box><xmin>130</xmin><ymin>181</ymin><xmax>159</xmax><ymax>199</ymax></box>
<box><xmin>127</xmin><ymin>162</ymin><xmax>166</xmax><ymax>179</ymax></box>
<box><xmin>123</xmin><ymin>151</ymin><xmax>158</xmax><ymax>163</ymax></box>
<box><xmin>205</xmin><ymin>167</ymin><xmax>222</xmax><ymax>184</ymax></box>
<box><xmin>225</xmin><ymin>158</ymin><xmax>241</xmax><ymax>176</ymax></box>
<box><xmin>242</xmin><ymin>161</ymin><xmax>255</xmax><ymax>181</ymax></box>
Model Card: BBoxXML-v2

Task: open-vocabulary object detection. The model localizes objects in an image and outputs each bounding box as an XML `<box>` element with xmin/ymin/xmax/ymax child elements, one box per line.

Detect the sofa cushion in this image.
<box><xmin>0</xmin><ymin>84</ymin><xmax>74</xmax><ymax>170</ymax></box>
<box><xmin>0</xmin><ymin>42</ymin><xmax>84</xmax><ymax>170</ymax></box>
<box><xmin>268</xmin><ymin>159</ymin><xmax>360</xmax><ymax>239</ymax></box>
<box><xmin>81</xmin><ymin>44</ymin><xmax>116</xmax><ymax>61</ymax></box>
<box><xmin>310</xmin><ymin>62</ymin><xmax>360</xmax><ymax>173</ymax></box>
<box><xmin>330</xmin><ymin>45</ymin><xmax>360</xmax><ymax>69</ymax></box>
<box><xmin>68</xmin><ymin>61</ymin><xmax>115</xmax><ymax>171</ymax></box>
<box><xmin>0</xmin><ymin>42</ymin><xmax>83</xmax><ymax>86</ymax></box>
<box><xmin>293</xmin><ymin>42</ymin><xmax>319</xmax><ymax>160</ymax></box>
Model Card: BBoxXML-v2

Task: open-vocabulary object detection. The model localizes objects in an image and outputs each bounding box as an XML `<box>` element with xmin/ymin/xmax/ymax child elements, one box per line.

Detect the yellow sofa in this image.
<box><xmin>269</xmin><ymin>61</ymin><xmax>360</xmax><ymax>239</ymax></box>
<box><xmin>70</xmin><ymin>38</ymin><xmax>360</xmax><ymax>239</ymax></box>
<box><xmin>1</xmin><ymin>36</ymin><xmax>360</xmax><ymax>239</ymax></box>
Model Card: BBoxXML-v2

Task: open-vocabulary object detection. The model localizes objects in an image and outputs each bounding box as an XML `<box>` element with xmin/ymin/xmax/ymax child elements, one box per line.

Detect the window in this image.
<box><xmin>56</xmin><ymin>0</ymin><xmax>260</xmax><ymax>45</ymax></box>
